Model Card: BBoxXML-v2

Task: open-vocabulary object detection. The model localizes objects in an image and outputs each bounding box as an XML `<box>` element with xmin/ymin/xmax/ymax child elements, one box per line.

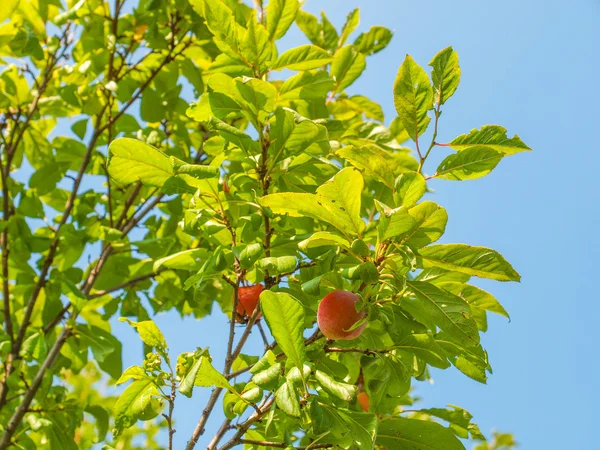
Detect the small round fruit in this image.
<box><xmin>317</xmin><ymin>290</ymin><xmax>366</xmax><ymax>340</ymax></box>
<box><xmin>236</xmin><ymin>284</ymin><xmax>265</xmax><ymax>319</ymax></box>
<box><xmin>357</xmin><ymin>391</ymin><xmax>370</xmax><ymax>412</ymax></box>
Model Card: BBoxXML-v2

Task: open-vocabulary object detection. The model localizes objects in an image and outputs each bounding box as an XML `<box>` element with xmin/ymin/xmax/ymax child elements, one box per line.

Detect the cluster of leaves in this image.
<box><xmin>0</xmin><ymin>0</ymin><xmax>221</xmax><ymax>447</ymax></box>
<box><xmin>0</xmin><ymin>0</ymin><xmax>528</xmax><ymax>449</ymax></box>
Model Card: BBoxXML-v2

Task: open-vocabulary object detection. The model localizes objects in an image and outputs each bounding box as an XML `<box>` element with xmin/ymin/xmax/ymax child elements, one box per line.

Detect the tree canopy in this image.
<box><xmin>0</xmin><ymin>1</ymin><xmax>528</xmax><ymax>449</ymax></box>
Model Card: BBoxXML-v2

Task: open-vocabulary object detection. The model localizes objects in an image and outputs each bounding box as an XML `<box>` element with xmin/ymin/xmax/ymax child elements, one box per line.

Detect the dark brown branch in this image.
<box><xmin>0</xmin><ymin>25</ymin><xmax>73</xmax><ymax>411</ymax></box>
<box><xmin>185</xmin><ymin>388</ymin><xmax>223</xmax><ymax>450</ymax></box>
<box><xmin>256</xmin><ymin>320</ymin><xmax>270</xmax><ymax>351</ymax></box>
<box><xmin>325</xmin><ymin>346</ymin><xmax>390</xmax><ymax>355</ymax></box>
<box><xmin>218</xmin><ymin>397</ymin><xmax>276</xmax><ymax>450</ymax></box>
<box><xmin>114</xmin><ymin>182</ymin><xmax>142</xmax><ymax>229</ymax></box>
<box><xmin>0</xmin><ymin>325</ymin><xmax>72</xmax><ymax>450</ymax></box>
<box><xmin>120</xmin><ymin>194</ymin><xmax>164</xmax><ymax>235</ymax></box>
<box><xmin>87</xmin><ymin>271</ymin><xmax>162</xmax><ymax>299</ymax></box>
<box><xmin>12</xmin><ymin>124</ymin><xmax>105</xmax><ymax>355</ymax></box>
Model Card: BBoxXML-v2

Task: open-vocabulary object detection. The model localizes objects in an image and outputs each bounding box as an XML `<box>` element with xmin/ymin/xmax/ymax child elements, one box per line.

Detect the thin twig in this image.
<box><xmin>185</xmin><ymin>388</ymin><xmax>223</xmax><ymax>450</ymax></box>
<box><xmin>324</xmin><ymin>347</ymin><xmax>389</xmax><ymax>355</ymax></box>
<box><xmin>240</xmin><ymin>440</ymin><xmax>332</xmax><ymax>449</ymax></box>
<box><xmin>217</xmin><ymin>397</ymin><xmax>276</xmax><ymax>450</ymax></box>
<box><xmin>256</xmin><ymin>321</ymin><xmax>270</xmax><ymax>351</ymax></box>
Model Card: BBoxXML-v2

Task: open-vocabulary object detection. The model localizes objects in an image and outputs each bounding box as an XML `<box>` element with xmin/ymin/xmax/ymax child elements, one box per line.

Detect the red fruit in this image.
<box><xmin>317</xmin><ymin>290</ymin><xmax>366</xmax><ymax>340</ymax></box>
<box><xmin>357</xmin><ymin>391</ymin><xmax>370</xmax><ymax>412</ymax></box>
<box><xmin>223</xmin><ymin>179</ymin><xmax>231</xmax><ymax>194</ymax></box>
<box><xmin>236</xmin><ymin>284</ymin><xmax>265</xmax><ymax>320</ymax></box>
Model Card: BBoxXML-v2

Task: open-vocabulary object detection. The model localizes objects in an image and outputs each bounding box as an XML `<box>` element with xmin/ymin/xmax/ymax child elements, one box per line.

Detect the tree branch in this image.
<box><xmin>240</xmin><ymin>440</ymin><xmax>332</xmax><ymax>449</ymax></box>
<box><xmin>324</xmin><ymin>346</ymin><xmax>390</xmax><ymax>355</ymax></box>
<box><xmin>0</xmin><ymin>22</ymin><xmax>196</xmax><ymax>445</ymax></box>
<box><xmin>0</xmin><ymin>325</ymin><xmax>72</xmax><ymax>450</ymax></box>
<box><xmin>87</xmin><ymin>270</ymin><xmax>163</xmax><ymax>299</ymax></box>
<box><xmin>217</xmin><ymin>397</ymin><xmax>276</xmax><ymax>450</ymax></box>
<box><xmin>185</xmin><ymin>388</ymin><xmax>223</xmax><ymax>450</ymax></box>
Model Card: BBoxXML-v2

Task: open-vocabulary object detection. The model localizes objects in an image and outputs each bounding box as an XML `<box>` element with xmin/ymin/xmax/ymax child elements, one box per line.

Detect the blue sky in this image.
<box><xmin>115</xmin><ymin>0</ymin><xmax>600</xmax><ymax>448</ymax></box>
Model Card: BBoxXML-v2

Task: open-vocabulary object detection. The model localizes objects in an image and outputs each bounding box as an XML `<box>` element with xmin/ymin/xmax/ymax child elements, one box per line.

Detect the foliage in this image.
<box><xmin>0</xmin><ymin>0</ymin><xmax>529</xmax><ymax>449</ymax></box>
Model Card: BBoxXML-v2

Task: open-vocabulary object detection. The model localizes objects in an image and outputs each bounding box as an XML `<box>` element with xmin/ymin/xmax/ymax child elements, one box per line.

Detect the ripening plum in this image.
<box><xmin>317</xmin><ymin>290</ymin><xmax>366</xmax><ymax>340</ymax></box>
<box><xmin>236</xmin><ymin>284</ymin><xmax>265</xmax><ymax>320</ymax></box>
<box><xmin>357</xmin><ymin>391</ymin><xmax>370</xmax><ymax>412</ymax></box>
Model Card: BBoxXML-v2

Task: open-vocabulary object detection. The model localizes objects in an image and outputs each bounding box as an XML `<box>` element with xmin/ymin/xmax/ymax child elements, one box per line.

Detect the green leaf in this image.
<box><xmin>331</xmin><ymin>45</ymin><xmax>366</xmax><ymax>92</ymax></box>
<box><xmin>201</xmin><ymin>0</ymin><xmax>239</xmax><ymax>50</ymax></box>
<box><xmin>298</xmin><ymin>231</ymin><xmax>350</xmax><ymax>250</ymax></box>
<box><xmin>279</xmin><ymin>71</ymin><xmax>335</xmax><ymax>101</ymax></box>
<box><xmin>113</xmin><ymin>379</ymin><xmax>160</xmax><ymax>437</ymax></box>
<box><xmin>354</xmin><ymin>26</ymin><xmax>393</xmax><ymax>55</ymax></box>
<box><xmin>418</xmin><ymin>244</ymin><xmax>521</xmax><ymax>282</ymax></box>
<box><xmin>116</xmin><ymin>366</ymin><xmax>147</xmax><ymax>385</ymax></box>
<box><xmin>10</xmin><ymin>24</ymin><xmax>43</xmax><ymax>60</ymax></box>
<box><xmin>261</xmin><ymin>168</ymin><xmax>365</xmax><ymax>237</ymax></box>
<box><xmin>260</xmin><ymin>291</ymin><xmax>306</xmax><ymax>371</ymax></box>
<box><xmin>400</xmin><ymin>201</ymin><xmax>448</xmax><ymax>248</ymax></box>
<box><xmin>271</xmin><ymin>44</ymin><xmax>333</xmax><ymax>71</ymax></box>
<box><xmin>108</xmin><ymin>138</ymin><xmax>172</xmax><ymax>187</ymax></box>
<box><xmin>395</xmin><ymin>334</ymin><xmax>450</xmax><ymax>369</ymax></box>
<box><xmin>234</xmin><ymin>242</ymin><xmax>264</xmax><ymax>269</ymax></box>
<box><xmin>336</xmin><ymin>145</ymin><xmax>396</xmax><ymax>189</ymax></box>
<box><xmin>286</xmin><ymin>364</ymin><xmax>312</xmax><ymax>383</ymax></box>
<box><xmin>378</xmin><ymin>209</ymin><xmax>417</xmax><ymax>242</ymax></box>
<box><xmin>153</xmin><ymin>249</ymin><xmax>203</xmax><ymax>271</ymax></box>
<box><xmin>240</xmin><ymin>17</ymin><xmax>276</xmax><ymax>73</ymax></box>
<box><xmin>20</xmin><ymin>332</ymin><xmax>47</xmax><ymax>361</ymax></box>
<box><xmin>435</xmin><ymin>145</ymin><xmax>503</xmax><ymax>180</ymax></box>
<box><xmin>407</xmin><ymin>281</ymin><xmax>480</xmax><ymax>348</ymax></box>
<box><xmin>140</xmin><ymin>89</ymin><xmax>164</xmax><ymax>123</ymax></box>
<box><xmin>174</xmin><ymin>163</ymin><xmax>220</xmax><ymax>180</ymax></box>
<box><xmin>85</xmin><ymin>405</ymin><xmax>110</xmax><ymax>443</ymax></box>
<box><xmin>0</xmin><ymin>0</ymin><xmax>19</xmax><ymax>23</ymax></box>
<box><xmin>179</xmin><ymin>354</ymin><xmax>234</xmax><ymax>397</ymax></box>
<box><xmin>393</xmin><ymin>55</ymin><xmax>433</xmax><ymax>141</ymax></box>
<box><xmin>438</xmin><ymin>337</ymin><xmax>489</xmax><ymax>383</ymax></box>
<box><xmin>390</xmin><ymin>116</ymin><xmax>411</xmax><ymax>144</ymax></box>
<box><xmin>338</xmin><ymin>9</ymin><xmax>360</xmax><ymax>48</ymax></box>
<box><xmin>77</xmin><ymin>325</ymin><xmax>122</xmax><ymax>378</ymax></box>
<box><xmin>118</xmin><ymin>318</ymin><xmax>167</xmax><ymax>350</ymax></box>
<box><xmin>394</xmin><ymin>171</ymin><xmax>426</xmax><ymax>208</ymax></box>
<box><xmin>321</xmin><ymin>406</ymin><xmax>378</xmax><ymax>450</ymax></box>
<box><xmin>314</xmin><ymin>370</ymin><xmax>357</xmax><ymax>401</ymax></box>
<box><xmin>448</xmin><ymin>125</ymin><xmax>531</xmax><ymax>155</ymax></box>
<box><xmin>266</xmin><ymin>0</ymin><xmax>298</xmax><ymax>41</ymax></box>
<box><xmin>429</xmin><ymin>46</ymin><xmax>461</xmax><ymax>105</ymax></box>
<box><xmin>269</xmin><ymin>108</ymin><xmax>320</xmax><ymax>164</ymax></box>
<box><xmin>257</xmin><ymin>256</ymin><xmax>297</xmax><ymax>275</ymax></box>
<box><xmin>235</xmin><ymin>77</ymin><xmax>278</xmax><ymax>119</ymax></box>
<box><xmin>377</xmin><ymin>418</ymin><xmax>466</xmax><ymax>450</ymax></box>
<box><xmin>252</xmin><ymin>362</ymin><xmax>282</xmax><ymax>386</ymax></box>
<box><xmin>295</xmin><ymin>10</ymin><xmax>338</xmax><ymax>51</ymax></box>
<box><xmin>416</xmin><ymin>267</ymin><xmax>471</xmax><ymax>284</ymax></box>
<box><xmin>208</xmin><ymin>117</ymin><xmax>258</xmax><ymax>154</ymax></box>
<box><xmin>187</xmin><ymin>91</ymin><xmax>243</xmax><ymax>123</ymax></box>
<box><xmin>250</xmin><ymin>350</ymin><xmax>278</xmax><ymax>374</ymax></box>
<box><xmin>419</xmin><ymin>405</ymin><xmax>484</xmax><ymax>440</ymax></box>
<box><xmin>439</xmin><ymin>282</ymin><xmax>510</xmax><ymax>319</ymax></box>
<box><xmin>345</xmin><ymin>95</ymin><xmax>385</xmax><ymax>122</ymax></box>
<box><xmin>275</xmin><ymin>379</ymin><xmax>300</xmax><ymax>417</ymax></box>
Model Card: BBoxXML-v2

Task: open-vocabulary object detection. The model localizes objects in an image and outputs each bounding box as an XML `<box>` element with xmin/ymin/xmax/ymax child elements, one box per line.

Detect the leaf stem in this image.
<box><xmin>418</xmin><ymin>101</ymin><xmax>442</xmax><ymax>173</ymax></box>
